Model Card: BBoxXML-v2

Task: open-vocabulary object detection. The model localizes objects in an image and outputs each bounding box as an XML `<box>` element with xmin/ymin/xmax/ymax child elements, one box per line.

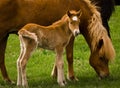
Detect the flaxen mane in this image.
<box><xmin>87</xmin><ymin>1</ymin><xmax>115</xmax><ymax>61</ymax></box>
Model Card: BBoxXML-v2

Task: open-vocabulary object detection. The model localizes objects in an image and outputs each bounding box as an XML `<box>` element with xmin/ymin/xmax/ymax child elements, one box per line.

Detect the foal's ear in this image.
<box><xmin>97</xmin><ymin>39</ymin><xmax>104</xmax><ymax>49</ymax></box>
<box><xmin>77</xmin><ymin>10</ymin><xmax>82</xmax><ymax>18</ymax></box>
<box><xmin>67</xmin><ymin>10</ymin><xmax>72</xmax><ymax>17</ymax></box>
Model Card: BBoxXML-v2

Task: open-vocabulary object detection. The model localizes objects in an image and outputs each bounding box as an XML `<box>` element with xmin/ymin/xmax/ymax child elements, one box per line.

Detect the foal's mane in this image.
<box><xmin>52</xmin><ymin>14</ymin><xmax>69</xmax><ymax>26</ymax></box>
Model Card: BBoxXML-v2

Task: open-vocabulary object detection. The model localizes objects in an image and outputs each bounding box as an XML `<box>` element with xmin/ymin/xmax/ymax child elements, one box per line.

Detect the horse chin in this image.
<box><xmin>98</xmin><ymin>75</ymin><xmax>109</xmax><ymax>80</ymax></box>
<box><xmin>98</xmin><ymin>72</ymin><xmax>110</xmax><ymax>80</ymax></box>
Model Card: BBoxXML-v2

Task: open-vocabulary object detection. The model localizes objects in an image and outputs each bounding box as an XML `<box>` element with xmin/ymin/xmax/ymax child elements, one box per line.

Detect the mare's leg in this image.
<box><xmin>55</xmin><ymin>47</ymin><xmax>66</xmax><ymax>86</ymax></box>
<box><xmin>17</xmin><ymin>37</ymin><xmax>37</xmax><ymax>87</ymax></box>
<box><xmin>0</xmin><ymin>35</ymin><xmax>13</xmax><ymax>83</ymax></box>
<box><xmin>66</xmin><ymin>36</ymin><xmax>77</xmax><ymax>80</ymax></box>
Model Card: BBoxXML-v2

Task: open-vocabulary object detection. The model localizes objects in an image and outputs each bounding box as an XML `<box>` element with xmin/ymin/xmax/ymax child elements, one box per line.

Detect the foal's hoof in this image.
<box><xmin>59</xmin><ymin>80</ymin><xmax>67</xmax><ymax>87</ymax></box>
<box><xmin>17</xmin><ymin>85</ymin><xmax>29</xmax><ymax>88</ymax></box>
<box><xmin>67</xmin><ymin>76</ymin><xmax>79</xmax><ymax>81</ymax></box>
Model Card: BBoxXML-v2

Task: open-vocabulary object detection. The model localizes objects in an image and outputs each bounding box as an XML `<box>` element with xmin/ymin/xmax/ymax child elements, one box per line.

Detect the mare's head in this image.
<box><xmin>67</xmin><ymin>10</ymin><xmax>82</xmax><ymax>36</ymax></box>
<box><xmin>79</xmin><ymin>0</ymin><xmax>116</xmax><ymax>78</ymax></box>
<box><xmin>88</xmin><ymin>14</ymin><xmax>116</xmax><ymax>79</ymax></box>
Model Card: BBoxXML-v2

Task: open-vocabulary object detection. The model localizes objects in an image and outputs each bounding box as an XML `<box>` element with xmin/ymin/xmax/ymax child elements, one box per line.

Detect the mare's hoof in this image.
<box><xmin>4</xmin><ymin>79</ymin><xmax>15</xmax><ymax>85</ymax></box>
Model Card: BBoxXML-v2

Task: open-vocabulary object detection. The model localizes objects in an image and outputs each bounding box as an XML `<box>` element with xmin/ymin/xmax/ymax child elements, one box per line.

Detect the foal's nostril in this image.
<box><xmin>75</xmin><ymin>31</ymin><xmax>78</xmax><ymax>36</ymax></box>
<box><xmin>74</xmin><ymin>30</ymin><xmax>80</xmax><ymax>36</ymax></box>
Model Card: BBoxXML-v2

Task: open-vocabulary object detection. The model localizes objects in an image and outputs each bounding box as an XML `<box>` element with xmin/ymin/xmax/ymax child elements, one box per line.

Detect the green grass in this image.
<box><xmin>0</xmin><ymin>6</ymin><xmax>120</xmax><ymax>88</ymax></box>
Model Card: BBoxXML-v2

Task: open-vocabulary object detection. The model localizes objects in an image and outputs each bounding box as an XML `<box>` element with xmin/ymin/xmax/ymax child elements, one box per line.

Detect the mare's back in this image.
<box><xmin>16</xmin><ymin>0</ymin><xmax>71</xmax><ymax>26</ymax></box>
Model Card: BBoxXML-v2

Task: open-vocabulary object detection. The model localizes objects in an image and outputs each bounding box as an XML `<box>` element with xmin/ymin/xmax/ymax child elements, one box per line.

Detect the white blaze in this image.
<box><xmin>72</xmin><ymin>16</ymin><xmax>78</xmax><ymax>21</ymax></box>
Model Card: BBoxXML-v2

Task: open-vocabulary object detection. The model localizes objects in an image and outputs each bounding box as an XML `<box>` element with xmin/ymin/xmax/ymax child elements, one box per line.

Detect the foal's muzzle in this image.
<box><xmin>74</xmin><ymin>29</ymin><xmax>80</xmax><ymax>36</ymax></box>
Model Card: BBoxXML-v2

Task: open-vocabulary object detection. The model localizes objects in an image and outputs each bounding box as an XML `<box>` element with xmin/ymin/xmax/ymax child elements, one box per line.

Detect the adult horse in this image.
<box><xmin>0</xmin><ymin>0</ymin><xmax>115</xmax><ymax>83</ymax></box>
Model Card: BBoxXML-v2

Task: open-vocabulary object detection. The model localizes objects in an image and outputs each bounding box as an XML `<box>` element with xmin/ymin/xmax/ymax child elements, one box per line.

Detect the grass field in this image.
<box><xmin>0</xmin><ymin>6</ymin><xmax>120</xmax><ymax>88</ymax></box>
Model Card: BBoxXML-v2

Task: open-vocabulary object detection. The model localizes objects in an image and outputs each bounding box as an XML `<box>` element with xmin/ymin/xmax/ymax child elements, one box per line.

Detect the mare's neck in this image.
<box><xmin>75</xmin><ymin>0</ymin><xmax>102</xmax><ymax>52</ymax></box>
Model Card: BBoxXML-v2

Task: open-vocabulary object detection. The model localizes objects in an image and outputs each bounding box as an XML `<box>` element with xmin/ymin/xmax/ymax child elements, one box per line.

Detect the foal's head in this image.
<box><xmin>67</xmin><ymin>10</ymin><xmax>82</xmax><ymax>36</ymax></box>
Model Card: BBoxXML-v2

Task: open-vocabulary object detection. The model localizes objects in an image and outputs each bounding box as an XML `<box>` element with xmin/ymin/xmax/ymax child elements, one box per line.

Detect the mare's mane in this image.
<box><xmin>86</xmin><ymin>1</ymin><xmax>115</xmax><ymax>61</ymax></box>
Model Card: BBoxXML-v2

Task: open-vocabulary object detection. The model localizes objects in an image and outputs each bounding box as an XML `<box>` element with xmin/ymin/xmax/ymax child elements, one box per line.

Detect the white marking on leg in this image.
<box><xmin>56</xmin><ymin>56</ymin><xmax>66</xmax><ymax>86</ymax></box>
<box><xmin>17</xmin><ymin>35</ymin><xmax>25</xmax><ymax>86</ymax></box>
<box><xmin>21</xmin><ymin>38</ymin><xmax>28</xmax><ymax>87</ymax></box>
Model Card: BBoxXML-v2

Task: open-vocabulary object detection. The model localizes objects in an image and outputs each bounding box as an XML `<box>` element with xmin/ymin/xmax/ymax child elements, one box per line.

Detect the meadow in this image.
<box><xmin>0</xmin><ymin>6</ymin><xmax>120</xmax><ymax>88</ymax></box>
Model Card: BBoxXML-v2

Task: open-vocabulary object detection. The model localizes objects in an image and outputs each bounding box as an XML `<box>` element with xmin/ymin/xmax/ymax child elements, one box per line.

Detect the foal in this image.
<box><xmin>17</xmin><ymin>10</ymin><xmax>81</xmax><ymax>87</ymax></box>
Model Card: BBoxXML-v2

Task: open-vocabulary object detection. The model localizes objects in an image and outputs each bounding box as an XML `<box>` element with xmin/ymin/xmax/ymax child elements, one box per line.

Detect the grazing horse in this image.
<box><xmin>0</xmin><ymin>0</ymin><xmax>115</xmax><ymax>83</ymax></box>
<box><xmin>17</xmin><ymin>10</ymin><xmax>81</xmax><ymax>87</ymax></box>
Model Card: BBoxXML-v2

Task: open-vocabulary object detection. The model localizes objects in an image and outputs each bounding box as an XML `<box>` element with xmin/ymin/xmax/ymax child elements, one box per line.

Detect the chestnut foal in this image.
<box><xmin>17</xmin><ymin>10</ymin><xmax>81</xmax><ymax>87</ymax></box>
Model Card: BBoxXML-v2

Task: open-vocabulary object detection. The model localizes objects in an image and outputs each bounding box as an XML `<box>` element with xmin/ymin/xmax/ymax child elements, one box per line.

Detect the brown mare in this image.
<box><xmin>17</xmin><ymin>10</ymin><xmax>81</xmax><ymax>87</ymax></box>
<box><xmin>0</xmin><ymin>0</ymin><xmax>115</xmax><ymax>83</ymax></box>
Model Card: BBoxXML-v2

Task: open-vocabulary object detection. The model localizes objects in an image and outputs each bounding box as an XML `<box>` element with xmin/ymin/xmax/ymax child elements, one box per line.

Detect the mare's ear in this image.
<box><xmin>77</xmin><ymin>10</ymin><xmax>82</xmax><ymax>18</ymax></box>
<box><xmin>67</xmin><ymin>10</ymin><xmax>72</xmax><ymax>17</ymax></box>
<box><xmin>97</xmin><ymin>39</ymin><xmax>104</xmax><ymax>49</ymax></box>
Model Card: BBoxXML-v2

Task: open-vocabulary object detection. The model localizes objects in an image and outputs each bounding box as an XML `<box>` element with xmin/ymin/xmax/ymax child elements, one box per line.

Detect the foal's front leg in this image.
<box><xmin>51</xmin><ymin>36</ymin><xmax>77</xmax><ymax>81</ymax></box>
<box><xmin>55</xmin><ymin>47</ymin><xmax>66</xmax><ymax>86</ymax></box>
<box><xmin>66</xmin><ymin>36</ymin><xmax>78</xmax><ymax>81</ymax></box>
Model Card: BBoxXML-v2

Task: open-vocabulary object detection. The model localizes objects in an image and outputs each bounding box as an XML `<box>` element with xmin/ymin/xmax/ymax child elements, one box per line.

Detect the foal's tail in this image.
<box><xmin>18</xmin><ymin>29</ymin><xmax>38</xmax><ymax>42</ymax></box>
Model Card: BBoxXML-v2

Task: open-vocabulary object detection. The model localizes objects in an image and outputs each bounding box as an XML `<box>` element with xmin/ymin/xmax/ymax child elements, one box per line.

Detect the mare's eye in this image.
<box><xmin>100</xmin><ymin>57</ymin><xmax>104</xmax><ymax>60</ymax></box>
<box><xmin>100</xmin><ymin>57</ymin><xmax>108</xmax><ymax>63</ymax></box>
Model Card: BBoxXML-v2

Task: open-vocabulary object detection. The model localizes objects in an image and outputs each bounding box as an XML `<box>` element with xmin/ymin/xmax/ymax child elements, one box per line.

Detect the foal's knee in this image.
<box><xmin>57</xmin><ymin>60</ymin><xmax>64</xmax><ymax>69</ymax></box>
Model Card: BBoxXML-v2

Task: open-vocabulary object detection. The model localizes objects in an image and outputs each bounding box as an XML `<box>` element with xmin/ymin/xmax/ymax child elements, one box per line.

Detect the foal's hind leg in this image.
<box><xmin>17</xmin><ymin>36</ymin><xmax>24</xmax><ymax>86</ymax></box>
<box><xmin>17</xmin><ymin>37</ymin><xmax>37</xmax><ymax>87</ymax></box>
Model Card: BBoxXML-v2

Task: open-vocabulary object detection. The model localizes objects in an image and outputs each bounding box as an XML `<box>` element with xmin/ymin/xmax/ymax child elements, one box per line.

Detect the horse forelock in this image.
<box><xmin>88</xmin><ymin>12</ymin><xmax>105</xmax><ymax>50</ymax></box>
<box><xmin>102</xmin><ymin>35</ymin><xmax>116</xmax><ymax>61</ymax></box>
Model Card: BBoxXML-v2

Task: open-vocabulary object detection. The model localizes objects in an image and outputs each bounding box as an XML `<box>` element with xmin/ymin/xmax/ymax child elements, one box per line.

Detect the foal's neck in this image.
<box><xmin>53</xmin><ymin>15</ymin><xmax>72</xmax><ymax>36</ymax></box>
